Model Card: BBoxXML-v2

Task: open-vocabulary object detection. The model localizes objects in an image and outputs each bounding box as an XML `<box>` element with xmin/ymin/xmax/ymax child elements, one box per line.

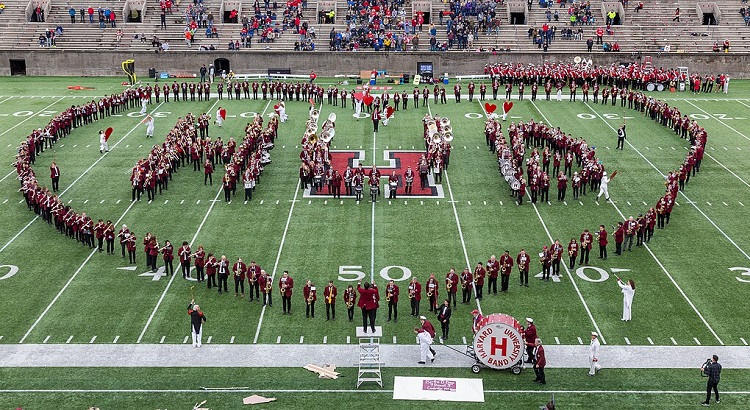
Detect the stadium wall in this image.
<box><xmin>1</xmin><ymin>50</ymin><xmax>748</xmax><ymax>78</ymax></box>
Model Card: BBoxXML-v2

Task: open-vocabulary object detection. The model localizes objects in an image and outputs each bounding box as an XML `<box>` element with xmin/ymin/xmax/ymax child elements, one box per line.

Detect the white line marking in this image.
<box><xmin>260</xmin><ymin>200</ymin><xmax>264</xmax><ymax>205</ymax></box>
<box><xmin>741</xmin><ymin>338</ymin><xmax>748</xmax><ymax>346</ymax></box>
<box><xmin>684</xmin><ymin>100</ymin><xmax>750</xmax><ymax>142</ymax></box>
<box><xmin>299</xmin><ymin>336</ymin><xmax>304</xmax><ymax>344</ymax></box>
<box><xmin>462</xmin><ymin>336</ymin><xmax>467</xmax><ymax>345</ymax></box>
<box><xmin>89</xmin><ymin>336</ymin><xmax>97</xmax><ymax>344</ymax></box>
<box><xmin>18</xmin><ymin>200</ymin><xmax>138</xmax><ymax>343</ymax></box>
<box><xmin>42</xmin><ymin>336</ymin><xmax>50</xmax><ymax>344</ymax></box>
<box><xmin>624</xmin><ymin>337</ymin><xmax>631</xmax><ymax>345</ymax></box>
<box><xmin>740</xmin><ymin>201</ymin><xmax>745</xmax><ymax>207</ymax></box>
<box><xmin>182</xmin><ymin>336</ymin><xmax>189</xmax><ymax>344</ymax></box>
<box><xmin>705</xmin><ymin>153</ymin><xmax>750</xmax><ymax>189</ymax></box>
<box><xmin>112</xmin><ymin>336</ymin><xmax>120</xmax><ymax>344</ymax></box>
<box><xmin>671</xmin><ymin>337</ymin><xmax>678</xmax><ymax>345</ymax></box>
<box><xmin>323</xmin><ymin>336</ymin><xmax>328</xmax><ymax>344</ymax></box>
<box><xmin>647</xmin><ymin>337</ymin><xmax>654</xmax><ymax>345</ymax></box>
<box><xmin>723</xmin><ymin>202</ymin><xmax>729</xmax><ymax>206</ymax></box>
<box><xmin>577</xmin><ymin>337</ymin><xmax>583</xmax><ymax>345</ymax></box>
<box><xmin>230</xmin><ymin>336</ymin><xmax>235</xmax><ymax>344</ymax></box>
<box><xmin>207</xmin><ymin>336</ymin><xmax>213</xmax><ymax>344</ymax></box>
<box><xmin>159</xmin><ymin>336</ymin><xmax>166</xmax><ymax>344</ymax></box>
<box><xmin>694</xmin><ymin>337</ymin><xmax>701</xmax><ymax>346</ymax></box>
<box><xmin>346</xmin><ymin>336</ymin><xmax>351</xmax><ymax>344</ymax></box>
<box><xmin>554</xmin><ymin>337</ymin><xmax>560</xmax><ymax>345</ymax></box>
<box><xmin>66</xmin><ymin>336</ymin><xmax>73</xmax><ymax>344</ymax></box>
<box><xmin>0</xmin><ymin>97</ymin><xmax>64</xmax><ymax>138</ymax></box>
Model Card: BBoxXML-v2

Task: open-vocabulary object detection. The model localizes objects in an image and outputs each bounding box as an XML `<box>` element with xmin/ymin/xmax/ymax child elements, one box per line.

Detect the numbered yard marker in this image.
<box><xmin>239</xmin><ymin>112</ymin><xmax>259</xmax><ymax>118</ymax></box>
<box><xmin>575</xmin><ymin>266</ymin><xmax>631</xmax><ymax>282</ymax></box>
<box><xmin>338</xmin><ymin>265</ymin><xmax>412</xmax><ymax>282</ymax></box>
<box><xmin>576</xmin><ymin>113</ymin><xmax>596</xmax><ymax>120</ymax></box>
<box><xmin>379</xmin><ymin>265</ymin><xmax>412</xmax><ymax>281</ymax></box>
<box><xmin>12</xmin><ymin>111</ymin><xmax>34</xmax><ymax>117</ymax></box>
<box><xmin>0</xmin><ymin>264</ymin><xmax>19</xmax><ymax>280</ymax></box>
<box><xmin>731</xmin><ymin>267</ymin><xmax>750</xmax><ymax>283</ymax></box>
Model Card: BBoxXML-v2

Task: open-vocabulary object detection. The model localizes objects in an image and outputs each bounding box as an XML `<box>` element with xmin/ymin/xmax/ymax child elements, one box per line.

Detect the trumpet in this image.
<box><xmin>280</xmin><ymin>284</ymin><xmax>287</xmax><ymax>297</ymax></box>
<box><xmin>386</xmin><ymin>292</ymin><xmax>392</xmax><ymax>302</ymax></box>
<box><xmin>461</xmin><ymin>279</ymin><xmax>468</xmax><ymax>289</ymax></box>
<box><xmin>427</xmin><ymin>288</ymin><xmax>434</xmax><ymax>298</ymax></box>
<box><xmin>569</xmin><ymin>249</ymin><xmax>574</xmax><ymax>257</ymax></box>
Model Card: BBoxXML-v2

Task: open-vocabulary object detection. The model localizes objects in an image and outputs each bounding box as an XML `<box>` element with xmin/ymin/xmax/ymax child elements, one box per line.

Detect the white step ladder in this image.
<box><xmin>356</xmin><ymin>326</ymin><xmax>383</xmax><ymax>388</ymax></box>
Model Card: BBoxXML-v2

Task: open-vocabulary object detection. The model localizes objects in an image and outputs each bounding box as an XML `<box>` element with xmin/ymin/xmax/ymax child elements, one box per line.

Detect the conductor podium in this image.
<box><xmin>356</xmin><ymin>326</ymin><xmax>383</xmax><ymax>388</ymax></box>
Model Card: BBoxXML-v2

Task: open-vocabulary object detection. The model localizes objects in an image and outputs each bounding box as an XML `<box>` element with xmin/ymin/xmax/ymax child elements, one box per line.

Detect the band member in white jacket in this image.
<box><xmin>597</xmin><ymin>171</ymin><xmax>611</xmax><ymax>201</ymax></box>
<box><xmin>415</xmin><ymin>316</ymin><xmax>436</xmax><ymax>364</ymax></box>
<box><xmin>143</xmin><ymin>115</ymin><xmax>155</xmax><ymax>138</ymax></box>
<box><xmin>617</xmin><ymin>277</ymin><xmax>635</xmax><ymax>321</ymax></box>
<box><xmin>589</xmin><ymin>332</ymin><xmax>601</xmax><ymax>376</ymax></box>
<box><xmin>215</xmin><ymin>107</ymin><xmax>224</xmax><ymax>127</ymax></box>
<box><xmin>99</xmin><ymin>130</ymin><xmax>109</xmax><ymax>154</ymax></box>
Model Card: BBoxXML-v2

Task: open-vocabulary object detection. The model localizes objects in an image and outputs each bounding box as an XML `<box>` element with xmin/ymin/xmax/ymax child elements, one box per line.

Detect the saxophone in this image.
<box><xmin>346</xmin><ymin>291</ymin><xmax>354</xmax><ymax>308</ymax></box>
<box><xmin>280</xmin><ymin>283</ymin><xmax>286</xmax><ymax>297</ymax></box>
<box><xmin>386</xmin><ymin>291</ymin><xmax>391</xmax><ymax>302</ymax></box>
<box><xmin>408</xmin><ymin>288</ymin><xmax>415</xmax><ymax>299</ymax></box>
<box><xmin>446</xmin><ymin>279</ymin><xmax>452</xmax><ymax>291</ymax></box>
<box><xmin>307</xmin><ymin>290</ymin><xmax>314</xmax><ymax>305</ymax></box>
<box><xmin>326</xmin><ymin>288</ymin><xmax>333</xmax><ymax>304</ymax></box>
<box><xmin>265</xmin><ymin>280</ymin><xmax>272</xmax><ymax>293</ymax></box>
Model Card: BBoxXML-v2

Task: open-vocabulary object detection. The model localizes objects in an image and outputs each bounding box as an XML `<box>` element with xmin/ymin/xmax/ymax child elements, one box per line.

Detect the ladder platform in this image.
<box><xmin>356</xmin><ymin>326</ymin><xmax>382</xmax><ymax>338</ymax></box>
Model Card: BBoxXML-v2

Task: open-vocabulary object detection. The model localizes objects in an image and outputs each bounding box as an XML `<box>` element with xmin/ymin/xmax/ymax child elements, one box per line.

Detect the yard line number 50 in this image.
<box><xmin>338</xmin><ymin>265</ymin><xmax>412</xmax><ymax>282</ymax></box>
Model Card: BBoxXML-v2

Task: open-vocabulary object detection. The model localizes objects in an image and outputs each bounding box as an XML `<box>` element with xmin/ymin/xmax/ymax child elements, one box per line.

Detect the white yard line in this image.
<box><xmin>0</xmin><ymin>102</ymin><xmax>165</xmax><ymax>256</ymax></box>
<box><xmin>18</xmin><ymin>200</ymin><xmax>138</xmax><ymax>343</ymax></box>
<box><xmin>0</xmin><ymin>97</ymin><xmax>65</xmax><ymax>138</ymax></box>
<box><xmin>684</xmin><ymin>100</ymin><xmax>750</xmax><ymax>142</ymax></box>
<box><xmin>704</xmin><ymin>152</ymin><xmax>750</xmax><ymax>189</ymax></box>
<box><xmin>428</xmin><ymin>102</ymin><xmax>483</xmax><ymax>313</ymax></box>
<box><xmin>512</xmin><ymin>100</ymin><xmax>606</xmax><ymax>343</ymax></box>
<box><xmin>370</xmin><ymin>130</ymin><xmax>377</xmax><ymax>282</ymax></box>
<box><xmin>585</xmin><ymin>102</ymin><xmax>750</xmax><ymax>262</ymax></box>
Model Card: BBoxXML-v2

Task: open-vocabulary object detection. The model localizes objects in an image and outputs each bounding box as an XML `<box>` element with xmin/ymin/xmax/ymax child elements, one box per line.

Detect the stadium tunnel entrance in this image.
<box><xmin>214</xmin><ymin>58</ymin><xmax>230</xmax><ymax>74</ymax></box>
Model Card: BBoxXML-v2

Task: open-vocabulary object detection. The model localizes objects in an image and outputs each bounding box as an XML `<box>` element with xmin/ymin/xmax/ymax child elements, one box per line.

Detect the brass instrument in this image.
<box><xmin>386</xmin><ymin>292</ymin><xmax>391</xmax><ymax>302</ymax></box>
<box><xmin>280</xmin><ymin>283</ymin><xmax>287</xmax><ymax>297</ymax></box>
<box><xmin>569</xmin><ymin>248</ymin><xmax>574</xmax><ymax>257</ymax></box>
<box><xmin>446</xmin><ymin>280</ymin><xmax>452</xmax><ymax>291</ymax></box>
<box><xmin>265</xmin><ymin>280</ymin><xmax>272</xmax><ymax>293</ymax></box>
<box><xmin>249</xmin><ymin>272</ymin><xmax>257</xmax><ymax>284</ymax></box>
<box><xmin>307</xmin><ymin>291</ymin><xmax>315</xmax><ymax>305</ymax></box>
<box><xmin>346</xmin><ymin>295</ymin><xmax>354</xmax><ymax>309</ymax></box>
<box><xmin>427</xmin><ymin>287</ymin><xmax>434</xmax><ymax>298</ymax></box>
<box><xmin>326</xmin><ymin>288</ymin><xmax>333</xmax><ymax>304</ymax></box>
<box><xmin>461</xmin><ymin>279</ymin><xmax>468</xmax><ymax>289</ymax></box>
<box><xmin>408</xmin><ymin>288</ymin><xmax>415</xmax><ymax>299</ymax></box>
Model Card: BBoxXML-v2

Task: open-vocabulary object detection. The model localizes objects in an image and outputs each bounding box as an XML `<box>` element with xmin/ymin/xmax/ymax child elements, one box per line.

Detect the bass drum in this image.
<box><xmin>657</xmin><ymin>83</ymin><xmax>665</xmax><ymax>92</ymax></box>
<box><xmin>472</xmin><ymin>313</ymin><xmax>525</xmax><ymax>370</ymax></box>
<box><xmin>646</xmin><ymin>83</ymin><xmax>656</xmax><ymax>92</ymax></box>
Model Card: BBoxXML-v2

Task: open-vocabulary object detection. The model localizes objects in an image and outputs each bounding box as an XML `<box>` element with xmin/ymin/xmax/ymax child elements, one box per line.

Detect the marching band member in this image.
<box><xmin>617</xmin><ymin>276</ymin><xmax>635</xmax><ymax>321</ymax></box>
<box><xmin>471</xmin><ymin>309</ymin><xmax>484</xmax><ymax>334</ymax></box>
<box><xmin>49</xmin><ymin>161</ymin><xmax>60</xmax><ymax>192</ymax></box>
<box><xmin>303</xmin><ymin>280</ymin><xmax>316</xmax><ymax>318</ymax></box>
<box><xmin>460</xmin><ymin>268</ymin><xmax>473</xmax><ymax>303</ymax></box>
<box><xmin>232</xmin><ymin>257</ymin><xmax>247</xmax><ymax>297</ymax></box>
<box><xmin>259</xmin><ymin>270</ymin><xmax>272</xmax><ymax>306</ymax></box>
<box><xmin>415</xmin><ymin>316</ymin><xmax>436</xmax><ymax>364</ymax></box>
<box><xmin>205</xmin><ymin>253</ymin><xmax>217</xmax><ymax>289</ymax></box>
<box><xmin>193</xmin><ymin>245</ymin><xmax>206</xmax><ymax>282</ymax></box>
<box><xmin>385</xmin><ymin>279</ymin><xmax>399</xmax><ymax>322</ymax></box>
<box><xmin>344</xmin><ymin>285</ymin><xmax>357</xmax><ymax>321</ymax></box>
<box><xmin>598</xmin><ymin>224</ymin><xmax>608</xmax><ymax>259</ymax></box>
<box><xmin>445</xmin><ymin>268</ymin><xmax>458</xmax><ymax>308</ymax></box>
<box><xmin>277</xmin><ymin>101</ymin><xmax>288</xmax><ymax>122</ymax></box>
<box><xmin>279</xmin><ymin>270</ymin><xmax>294</xmax><ymax>314</ymax></box>
<box><xmin>143</xmin><ymin>114</ymin><xmax>155</xmax><ymax>138</ymax></box>
<box><xmin>499</xmin><ymin>251</ymin><xmax>513</xmax><ymax>292</ymax></box>
<box><xmin>486</xmin><ymin>255</ymin><xmax>500</xmax><ymax>295</ymax></box>
<box><xmin>247</xmin><ymin>261</ymin><xmax>261</xmax><ymax>301</ymax></box>
<box><xmin>125</xmin><ymin>232</ymin><xmax>137</xmax><ymax>264</ymax></box>
<box><xmin>533</xmin><ymin>338</ymin><xmax>546</xmax><ymax>384</ymax></box>
<box><xmin>437</xmin><ymin>299</ymin><xmax>452</xmax><ymax>340</ymax></box>
<box><xmin>567</xmin><ymin>238</ymin><xmax>579</xmax><ymax>269</ymax></box>
<box><xmin>117</xmin><ymin>225</ymin><xmax>131</xmax><ymax>258</ymax></box>
<box><xmin>539</xmin><ymin>245</ymin><xmax>551</xmax><ymax>281</ymax></box>
<box><xmin>324</xmin><ymin>280</ymin><xmax>337</xmax><ymax>320</ymax></box>
<box><xmin>426</xmin><ymin>273</ymin><xmax>439</xmax><ymax>312</ymax></box>
<box><xmin>580</xmin><ymin>229</ymin><xmax>593</xmax><ymax>265</ymax></box>
<box><xmin>550</xmin><ymin>240</ymin><xmax>563</xmax><ymax>277</ymax></box>
<box><xmin>188</xmin><ymin>299</ymin><xmax>206</xmax><ymax>348</ymax></box>
<box><xmin>178</xmin><ymin>241</ymin><xmax>191</xmax><ymax>278</ymax></box>
<box><xmin>524</xmin><ymin>317</ymin><xmax>537</xmax><ymax>363</ymax></box>
<box><xmin>215</xmin><ymin>106</ymin><xmax>223</xmax><ymax>127</ymax></box>
<box><xmin>589</xmin><ymin>332</ymin><xmax>602</xmax><ymax>376</ymax></box>
<box><xmin>403</xmin><ymin>166</ymin><xmax>415</xmax><ymax>194</ymax></box>
<box><xmin>357</xmin><ymin>281</ymin><xmax>378</xmax><ymax>333</ymax></box>
<box><xmin>98</xmin><ymin>129</ymin><xmax>109</xmax><ymax>154</ymax></box>
<box><xmin>104</xmin><ymin>220</ymin><xmax>115</xmax><ymax>255</ymax></box>
<box><xmin>217</xmin><ymin>255</ymin><xmax>229</xmax><ymax>294</ymax></box>
<box><xmin>596</xmin><ymin>171</ymin><xmax>612</xmax><ymax>201</ymax></box>
<box><xmin>473</xmin><ymin>262</ymin><xmax>486</xmax><ymax>299</ymax></box>
<box><xmin>517</xmin><ymin>249</ymin><xmax>530</xmax><ymax>287</ymax></box>
<box><xmin>160</xmin><ymin>240</ymin><xmax>174</xmax><ymax>276</ymax></box>
<box><xmin>408</xmin><ymin>277</ymin><xmax>422</xmax><ymax>316</ymax></box>
<box><xmin>388</xmin><ymin>171</ymin><xmax>398</xmax><ymax>199</ymax></box>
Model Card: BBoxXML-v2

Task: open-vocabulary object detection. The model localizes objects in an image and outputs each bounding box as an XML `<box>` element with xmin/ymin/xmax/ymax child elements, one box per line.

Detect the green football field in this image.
<box><xmin>1</xmin><ymin>76</ymin><xmax>749</xmax><ymax>408</ymax></box>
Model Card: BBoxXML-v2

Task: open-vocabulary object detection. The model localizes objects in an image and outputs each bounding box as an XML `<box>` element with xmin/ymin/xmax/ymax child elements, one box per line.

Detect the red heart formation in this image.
<box><xmin>363</xmin><ymin>95</ymin><xmax>375</xmax><ymax>106</ymax></box>
<box><xmin>485</xmin><ymin>103</ymin><xmax>497</xmax><ymax>114</ymax></box>
<box><xmin>503</xmin><ymin>101</ymin><xmax>513</xmax><ymax>113</ymax></box>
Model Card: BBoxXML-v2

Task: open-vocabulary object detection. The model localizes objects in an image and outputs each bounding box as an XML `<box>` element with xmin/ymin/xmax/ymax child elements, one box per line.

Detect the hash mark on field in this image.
<box><xmin>483</xmin><ymin>201</ymin><xmax>487</xmax><ymax>205</ymax></box>
<box><xmin>276</xmin><ymin>200</ymin><xmax>280</xmax><ymax>205</ymax></box>
<box><xmin>299</xmin><ymin>336</ymin><xmax>304</xmax><ymax>344</ymax></box>
<box><xmin>436</xmin><ymin>201</ymin><xmax>440</xmax><ymax>205</ymax></box>
<box><xmin>404</xmin><ymin>201</ymin><xmax>408</xmax><ymax>205</ymax></box>
<box><xmin>741</xmin><ymin>338</ymin><xmax>748</xmax><ymax>346</ymax></box>
<box><xmin>159</xmin><ymin>336</ymin><xmax>165</xmax><ymax>344</ymax></box>
<box><xmin>100</xmin><ymin>200</ymin><xmax>105</xmax><ymax>204</ymax></box>
<box><xmin>116</xmin><ymin>200</ymin><xmax>121</xmax><ymax>204</ymax></box>
<box><xmin>148</xmin><ymin>200</ymin><xmax>152</xmax><ymax>204</ymax></box>
<box><xmin>230</xmin><ymin>336</ymin><xmax>235</xmax><ymax>344</ymax></box>
<box><xmin>647</xmin><ymin>337</ymin><xmax>654</xmax><ymax>345</ymax></box>
<box><xmin>180</xmin><ymin>200</ymin><xmax>185</xmax><ymax>204</ymax></box>
<box><xmin>72</xmin><ymin>145</ymin><xmax>77</xmax><ymax>148</ymax></box>
<box><xmin>642</xmin><ymin>201</ymin><xmax>648</xmax><ymax>206</ymax></box>
<box><xmin>645</xmin><ymin>146</ymin><xmax>650</xmax><ymax>150</ymax></box>
<box><xmin>462</xmin><ymin>336</ymin><xmax>467</xmax><ymax>345</ymax></box>
<box><xmin>308</xmin><ymin>200</ymin><xmax>311</xmax><ymax>205</ymax></box>
<box><xmin>276</xmin><ymin>336</ymin><xmax>281</xmax><ymax>344</ymax></box>
<box><xmin>346</xmin><ymin>336</ymin><xmax>351</xmax><ymax>344</ymax></box>
<box><xmin>67</xmin><ymin>200</ymin><xmax>72</xmax><ymax>204</ymax></box>
<box><xmin>259</xmin><ymin>200</ymin><xmax>264</xmax><ymax>205</ymax></box>
<box><xmin>627</xmin><ymin>201</ymin><xmax>631</xmax><ymax>206</ymax></box>
<box><xmin>196</xmin><ymin>200</ymin><xmax>201</xmax><ymax>205</ymax></box>
<box><xmin>112</xmin><ymin>336</ymin><xmax>120</xmax><ymax>344</ymax></box>
<box><xmin>624</xmin><ymin>337</ymin><xmax>631</xmax><ymax>345</ymax></box>
<box><xmin>706</xmin><ymin>202</ymin><xmax>712</xmax><ymax>206</ymax></box>
<box><xmin>723</xmin><ymin>146</ymin><xmax>728</xmax><ymax>151</ymax></box>
<box><xmin>2</xmin><ymin>199</ymin><xmax>6</xmax><ymax>204</ymax></box>
<box><xmin>723</xmin><ymin>202</ymin><xmax>729</xmax><ymax>206</ymax></box>
<box><xmin>420</xmin><ymin>201</ymin><xmax>424</xmax><ymax>205</ymax></box>
<box><xmin>207</xmin><ymin>336</ymin><xmax>213</xmax><ymax>344</ymax></box>
<box><xmin>323</xmin><ymin>336</ymin><xmax>327</xmax><ymax>344</ymax></box>
<box><xmin>579</xmin><ymin>201</ymin><xmax>584</xmax><ymax>206</ymax></box>
<box><xmin>18</xmin><ymin>200</ymin><xmax>24</xmax><ymax>204</ymax></box>
<box><xmin>554</xmin><ymin>337</ymin><xmax>560</xmax><ymax>345</ymax></box>
<box><xmin>324</xmin><ymin>200</ymin><xmax>327</xmax><ymax>205</ymax></box>
<box><xmin>66</xmin><ymin>336</ymin><xmax>73</xmax><ymax>344</ymax></box>
<box><xmin>671</xmin><ymin>337</ymin><xmax>678</xmax><ymax>345</ymax></box>
<box><xmin>182</xmin><ymin>336</ymin><xmax>189</xmax><ymax>344</ymax></box>
<box><xmin>500</xmin><ymin>201</ymin><xmax>503</xmax><ymax>206</ymax></box>
<box><xmin>740</xmin><ymin>201</ymin><xmax>745</xmax><ymax>207</ymax></box>
<box><xmin>577</xmin><ymin>337</ymin><xmax>583</xmax><ymax>345</ymax></box>
<box><xmin>89</xmin><ymin>336</ymin><xmax>97</xmax><ymax>344</ymax></box>
<box><xmin>467</xmin><ymin>201</ymin><xmax>471</xmax><ymax>206</ymax></box>
<box><xmin>563</xmin><ymin>201</ymin><xmax>567</xmax><ymax>206</ymax></box>
<box><xmin>388</xmin><ymin>200</ymin><xmax>391</xmax><ymax>205</ymax></box>
<box><xmin>671</xmin><ymin>146</ymin><xmax>676</xmax><ymax>151</ymax></box>
<box><xmin>86</xmin><ymin>144</ymin><xmax>91</xmax><ymax>148</ymax></box>
<box><xmin>43</xmin><ymin>335</ymin><xmax>50</xmax><ymax>344</ymax></box>
<box><xmin>0</xmin><ymin>336</ymin><xmax>3</xmax><ymax>341</ymax></box>
<box><xmin>658</xmin><ymin>146</ymin><xmax>663</xmax><ymax>150</ymax></box>
<box><xmin>340</xmin><ymin>200</ymin><xmax>343</xmax><ymax>205</ymax></box>
<box><xmin>392</xmin><ymin>336</ymin><xmax>397</xmax><ymax>344</ymax></box>
<box><xmin>164</xmin><ymin>200</ymin><xmax>169</xmax><ymax>205</ymax></box>
<box><xmin>694</xmin><ymin>337</ymin><xmax>701</xmax><ymax>345</ymax></box>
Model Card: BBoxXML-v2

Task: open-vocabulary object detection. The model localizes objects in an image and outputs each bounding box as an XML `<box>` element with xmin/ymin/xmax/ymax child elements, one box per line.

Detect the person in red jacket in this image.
<box><xmin>516</xmin><ymin>250</ymin><xmax>530</xmax><ymax>287</ymax></box>
<box><xmin>597</xmin><ymin>224</ymin><xmax>608</xmax><ymax>259</ymax></box>
<box><xmin>233</xmin><ymin>257</ymin><xmax>247</xmax><ymax>297</ymax></box>
<box><xmin>473</xmin><ymin>262</ymin><xmax>486</xmax><ymax>299</ymax></box>
<box><xmin>279</xmin><ymin>271</ymin><xmax>294</xmax><ymax>314</ymax></box>
<box><xmin>533</xmin><ymin>338</ymin><xmax>546</xmax><ymax>384</ymax></box>
<box><xmin>486</xmin><ymin>255</ymin><xmax>500</xmax><ymax>294</ymax></box>
<box><xmin>499</xmin><ymin>251</ymin><xmax>513</xmax><ymax>292</ymax></box>
<box><xmin>460</xmin><ymin>268</ymin><xmax>473</xmax><ymax>304</ymax></box>
<box><xmin>415</xmin><ymin>315</ymin><xmax>436</xmax><ymax>364</ymax></box>
<box><xmin>303</xmin><ymin>280</ymin><xmax>317</xmax><ymax>318</ymax></box>
<box><xmin>407</xmin><ymin>277</ymin><xmax>421</xmax><ymax>316</ymax></box>
<box><xmin>344</xmin><ymin>285</ymin><xmax>357</xmax><ymax>321</ymax></box>
<box><xmin>161</xmin><ymin>240</ymin><xmax>174</xmax><ymax>275</ymax></box>
<box><xmin>178</xmin><ymin>242</ymin><xmax>191</xmax><ymax>278</ymax></box>
<box><xmin>567</xmin><ymin>238</ymin><xmax>579</xmax><ymax>269</ymax></box>
<box><xmin>50</xmin><ymin>161</ymin><xmax>60</xmax><ymax>192</ymax></box>
<box><xmin>385</xmin><ymin>279</ymin><xmax>399</xmax><ymax>322</ymax></box>
<box><xmin>614</xmin><ymin>221</ymin><xmax>625</xmax><ymax>255</ymax></box>
<box><xmin>357</xmin><ymin>281</ymin><xmax>377</xmax><ymax>333</ymax></box>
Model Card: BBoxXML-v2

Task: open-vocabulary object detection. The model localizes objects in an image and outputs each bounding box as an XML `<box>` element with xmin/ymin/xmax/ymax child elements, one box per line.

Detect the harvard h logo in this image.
<box><xmin>303</xmin><ymin>150</ymin><xmax>445</xmax><ymax>199</ymax></box>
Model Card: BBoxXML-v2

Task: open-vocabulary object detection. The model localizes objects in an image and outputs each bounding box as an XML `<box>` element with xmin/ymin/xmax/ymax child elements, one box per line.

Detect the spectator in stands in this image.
<box><xmin>722</xmin><ymin>39</ymin><xmax>730</xmax><ymax>53</ymax></box>
<box><xmin>110</xmin><ymin>10</ymin><xmax>116</xmax><ymax>28</ymax></box>
<box><xmin>161</xmin><ymin>10</ymin><xmax>167</xmax><ymax>29</ymax></box>
<box><xmin>69</xmin><ymin>7</ymin><xmax>76</xmax><ymax>23</ymax></box>
<box><xmin>634</xmin><ymin>2</ymin><xmax>643</xmax><ymax>13</ymax></box>
<box><xmin>116</xmin><ymin>29</ymin><xmax>123</xmax><ymax>43</ymax></box>
<box><xmin>0</xmin><ymin>3</ymin><xmax>5</xmax><ymax>14</ymax></box>
<box><xmin>672</xmin><ymin>7</ymin><xmax>680</xmax><ymax>22</ymax></box>
<box><xmin>586</xmin><ymin>37</ymin><xmax>593</xmax><ymax>52</ymax></box>
<box><xmin>88</xmin><ymin>7</ymin><xmax>94</xmax><ymax>23</ymax></box>
<box><xmin>712</xmin><ymin>41</ymin><xmax>720</xmax><ymax>52</ymax></box>
<box><xmin>35</xmin><ymin>3</ymin><xmax>44</xmax><ymax>22</ymax></box>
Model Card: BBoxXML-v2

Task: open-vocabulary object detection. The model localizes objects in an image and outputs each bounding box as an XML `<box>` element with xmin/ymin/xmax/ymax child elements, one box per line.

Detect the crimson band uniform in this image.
<box><xmin>247</xmin><ymin>263</ymin><xmax>261</xmax><ymax>301</ymax></box>
<box><xmin>344</xmin><ymin>288</ymin><xmax>357</xmax><ymax>321</ymax></box>
<box><xmin>324</xmin><ymin>284</ymin><xmax>337</xmax><ymax>320</ymax></box>
<box><xmin>280</xmin><ymin>275</ymin><xmax>294</xmax><ymax>314</ymax></box>
<box><xmin>408</xmin><ymin>280</ymin><xmax>422</xmax><ymax>316</ymax></box>
<box><xmin>460</xmin><ymin>269</ymin><xmax>474</xmax><ymax>303</ymax></box>
<box><xmin>386</xmin><ymin>283</ymin><xmax>399</xmax><ymax>322</ymax></box>
<box><xmin>304</xmin><ymin>284</ymin><xmax>316</xmax><ymax>318</ymax></box>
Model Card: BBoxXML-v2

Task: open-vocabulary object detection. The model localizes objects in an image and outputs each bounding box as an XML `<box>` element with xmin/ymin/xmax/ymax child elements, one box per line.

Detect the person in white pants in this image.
<box><xmin>143</xmin><ymin>115</ymin><xmax>154</xmax><ymax>138</ymax></box>
<box><xmin>415</xmin><ymin>316</ymin><xmax>436</xmax><ymax>364</ymax></box>
<box><xmin>188</xmin><ymin>300</ymin><xmax>206</xmax><ymax>348</ymax></box>
<box><xmin>617</xmin><ymin>277</ymin><xmax>635</xmax><ymax>321</ymax></box>
<box><xmin>589</xmin><ymin>332</ymin><xmax>601</xmax><ymax>376</ymax></box>
<box><xmin>99</xmin><ymin>130</ymin><xmax>109</xmax><ymax>154</ymax></box>
<box><xmin>597</xmin><ymin>171</ymin><xmax>610</xmax><ymax>201</ymax></box>
<box><xmin>277</xmin><ymin>101</ymin><xmax>288</xmax><ymax>123</ymax></box>
<box><xmin>354</xmin><ymin>98</ymin><xmax>363</xmax><ymax>119</ymax></box>
<box><xmin>215</xmin><ymin>107</ymin><xmax>223</xmax><ymax>127</ymax></box>
<box><xmin>139</xmin><ymin>97</ymin><xmax>148</xmax><ymax>115</ymax></box>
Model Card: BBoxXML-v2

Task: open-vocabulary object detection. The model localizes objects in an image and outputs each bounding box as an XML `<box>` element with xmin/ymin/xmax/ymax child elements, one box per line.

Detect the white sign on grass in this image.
<box><xmin>392</xmin><ymin>376</ymin><xmax>484</xmax><ymax>402</ymax></box>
